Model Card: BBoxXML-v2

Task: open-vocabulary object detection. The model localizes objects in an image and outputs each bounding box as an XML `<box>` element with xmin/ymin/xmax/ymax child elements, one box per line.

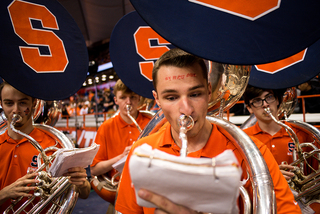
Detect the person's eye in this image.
<box><xmin>165</xmin><ymin>96</ymin><xmax>177</xmax><ymax>101</ymax></box>
<box><xmin>4</xmin><ymin>102</ymin><xmax>13</xmax><ymax>106</ymax></box>
<box><xmin>267</xmin><ymin>95</ymin><xmax>274</xmax><ymax>99</ymax></box>
<box><xmin>253</xmin><ymin>99</ymin><xmax>261</xmax><ymax>104</ymax></box>
<box><xmin>190</xmin><ymin>92</ymin><xmax>201</xmax><ymax>98</ymax></box>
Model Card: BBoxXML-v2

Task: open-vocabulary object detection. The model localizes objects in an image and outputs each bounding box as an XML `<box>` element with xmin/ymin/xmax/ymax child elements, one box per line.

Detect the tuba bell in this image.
<box><xmin>3</xmin><ymin>107</ymin><xmax>79</xmax><ymax>213</ymax></box>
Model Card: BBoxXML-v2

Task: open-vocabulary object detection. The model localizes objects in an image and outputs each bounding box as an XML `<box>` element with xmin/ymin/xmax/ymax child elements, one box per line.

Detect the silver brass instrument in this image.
<box><xmin>263</xmin><ymin>89</ymin><xmax>320</xmax><ymax>208</ymax></box>
<box><xmin>126</xmin><ymin>105</ymin><xmax>142</xmax><ymax>132</ymax></box>
<box><xmin>90</xmin><ymin>104</ymin><xmax>155</xmax><ymax>204</ymax></box>
<box><xmin>4</xmin><ymin>114</ymin><xmax>78</xmax><ymax>214</ymax></box>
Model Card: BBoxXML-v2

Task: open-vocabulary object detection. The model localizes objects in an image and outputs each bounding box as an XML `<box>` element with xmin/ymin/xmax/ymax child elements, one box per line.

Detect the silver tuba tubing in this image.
<box><xmin>126</xmin><ymin>104</ymin><xmax>142</xmax><ymax>132</ymax></box>
<box><xmin>264</xmin><ymin>108</ymin><xmax>304</xmax><ymax>160</ymax></box>
<box><xmin>206</xmin><ymin>116</ymin><xmax>276</xmax><ymax>214</ymax></box>
<box><xmin>178</xmin><ymin>115</ymin><xmax>194</xmax><ymax>157</ymax></box>
<box><xmin>4</xmin><ymin>114</ymin><xmax>78</xmax><ymax>214</ymax></box>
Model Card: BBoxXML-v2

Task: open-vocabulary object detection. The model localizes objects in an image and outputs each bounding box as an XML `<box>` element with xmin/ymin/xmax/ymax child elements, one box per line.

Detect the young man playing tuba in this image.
<box><xmin>0</xmin><ymin>81</ymin><xmax>91</xmax><ymax>213</ymax></box>
<box><xmin>115</xmin><ymin>48</ymin><xmax>302</xmax><ymax>214</ymax></box>
<box><xmin>90</xmin><ymin>79</ymin><xmax>151</xmax><ymax>205</ymax></box>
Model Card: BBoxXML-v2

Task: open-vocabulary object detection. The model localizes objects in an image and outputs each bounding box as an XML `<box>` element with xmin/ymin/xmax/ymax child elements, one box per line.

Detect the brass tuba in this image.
<box><xmin>3</xmin><ymin>112</ymin><xmax>79</xmax><ymax>214</ymax></box>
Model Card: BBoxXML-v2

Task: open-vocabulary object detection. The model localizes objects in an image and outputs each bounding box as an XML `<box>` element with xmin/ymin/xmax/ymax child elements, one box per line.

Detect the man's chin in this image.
<box><xmin>13</xmin><ymin>122</ymin><xmax>23</xmax><ymax>128</ymax></box>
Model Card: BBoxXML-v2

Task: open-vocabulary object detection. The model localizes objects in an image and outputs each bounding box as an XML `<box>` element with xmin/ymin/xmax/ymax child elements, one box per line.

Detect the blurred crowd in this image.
<box><xmin>59</xmin><ymin>74</ymin><xmax>320</xmax><ymax>118</ymax></box>
<box><xmin>61</xmin><ymin>88</ymin><xmax>116</xmax><ymax>118</ymax></box>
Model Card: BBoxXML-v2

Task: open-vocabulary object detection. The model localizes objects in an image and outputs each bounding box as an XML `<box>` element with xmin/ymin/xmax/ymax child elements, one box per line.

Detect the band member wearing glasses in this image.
<box><xmin>115</xmin><ymin>48</ymin><xmax>301</xmax><ymax>214</ymax></box>
<box><xmin>243</xmin><ymin>86</ymin><xmax>313</xmax><ymax>181</ymax></box>
<box><xmin>0</xmin><ymin>81</ymin><xmax>91</xmax><ymax>213</ymax></box>
<box><xmin>90</xmin><ymin>79</ymin><xmax>151</xmax><ymax>204</ymax></box>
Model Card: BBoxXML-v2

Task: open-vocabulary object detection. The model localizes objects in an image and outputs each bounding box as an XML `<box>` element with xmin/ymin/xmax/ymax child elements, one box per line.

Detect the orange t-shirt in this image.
<box><xmin>0</xmin><ymin>128</ymin><xmax>59</xmax><ymax>213</ymax></box>
<box><xmin>91</xmin><ymin>112</ymin><xmax>151</xmax><ymax>178</ymax></box>
<box><xmin>243</xmin><ymin>121</ymin><xmax>313</xmax><ymax>165</ymax></box>
<box><xmin>115</xmin><ymin>123</ymin><xmax>301</xmax><ymax>214</ymax></box>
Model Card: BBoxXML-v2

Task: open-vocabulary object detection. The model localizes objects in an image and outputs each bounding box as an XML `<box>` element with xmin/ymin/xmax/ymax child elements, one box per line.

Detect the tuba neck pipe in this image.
<box><xmin>10</xmin><ymin>114</ymin><xmax>49</xmax><ymax>163</ymax></box>
<box><xmin>264</xmin><ymin>108</ymin><xmax>304</xmax><ymax>160</ymax></box>
<box><xmin>126</xmin><ymin>105</ymin><xmax>142</xmax><ymax>133</ymax></box>
<box><xmin>178</xmin><ymin>115</ymin><xmax>194</xmax><ymax>157</ymax></box>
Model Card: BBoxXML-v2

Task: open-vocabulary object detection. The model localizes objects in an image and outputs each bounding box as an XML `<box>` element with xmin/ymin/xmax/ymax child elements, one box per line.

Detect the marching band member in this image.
<box><xmin>243</xmin><ymin>86</ymin><xmax>313</xmax><ymax>180</ymax></box>
<box><xmin>0</xmin><ymin>81</ymin><xmax>91</xmax><ymax>213</ymax></box>
<box><xmin>243</xmin><ymin>85</ymin><xmax>318</xmax><ymax>213</ymax></box>
<box><xmin>115</xmin><ymin>48</ymin><xmax>301</xmax><ymax>214</ymax></box>
<box><xmin>90</xmin><ymin>79</ymin><xmax>151</xmax><ymax>208</ymax></box>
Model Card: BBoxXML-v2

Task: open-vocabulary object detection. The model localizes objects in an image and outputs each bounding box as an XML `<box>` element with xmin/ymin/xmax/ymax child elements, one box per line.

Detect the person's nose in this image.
<box><xmin>179</xmin><ymin>97</ymin><xmax>193</xmax><ymax>116</ymax></box>
<box><xmin>261</xmin><ymin>99</ymin><xmax>269</xmax><ymax>108</ymax></box>
<box><xmin>12</xmin><ymin>103</ymin><xmax>20</xmax><ymax>114</ymax></box>
<box><xmin>126</xmin><ymin>97</ymin><xmax>133</xmax><ymax>105</ymax></box>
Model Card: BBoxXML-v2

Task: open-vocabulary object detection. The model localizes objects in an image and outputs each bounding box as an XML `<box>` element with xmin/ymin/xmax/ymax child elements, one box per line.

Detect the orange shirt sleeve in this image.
<box><xmin>91</xmin><ymin>122</ymin><xmax>109</xmax><ymax>167</ymax></box>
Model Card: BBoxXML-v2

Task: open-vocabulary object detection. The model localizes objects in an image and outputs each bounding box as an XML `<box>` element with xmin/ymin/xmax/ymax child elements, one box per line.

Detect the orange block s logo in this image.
<box><xmin>8</xmin><ymin>0</ymin><xmax>68</xmax><ymax>73</ymax></box>
<box><xmin>255</xmin><ymin>49</ymin><xmax>307</xmax><ymax>74</ymax></box>
<box><xmin>134</xmin><ymin>27</ymin><xmax>171</xmax><ymax>81</ymax></box>
<box><xmin>189</xmin><ymin>0</ymin><xmax>281</xmax><ymax>20</ymax></box>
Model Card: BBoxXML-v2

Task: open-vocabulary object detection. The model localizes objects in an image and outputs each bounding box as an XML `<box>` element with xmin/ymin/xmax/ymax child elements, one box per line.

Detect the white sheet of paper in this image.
<box><xmin>112</xmin><ymin>155</ymin><xmax>127</xmax><ymax>173</ymax></box>
<box><xmin>49</xmin><ymin>143</ymin><xmax>100</xmax><ymax>177</ymax></box>
<box><xmin>129</xmin><ymin>144</ymin><xmax>242</xmax><ymax>214</ymax></box>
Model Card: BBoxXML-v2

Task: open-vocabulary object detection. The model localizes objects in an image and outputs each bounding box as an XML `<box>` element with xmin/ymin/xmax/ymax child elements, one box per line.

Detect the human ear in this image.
<box><xmin>207</xmin><ymin>82</ymin><xmax>212</xmax><ymax>99</ymax></box>
<box><xmin>246</xmin><ymin>105</ymin><xmax>253</xmax><ymax>114</ymax></box>
<box><xmin>114</xmin><ymin>96</ymin><xmax>118</xmax><ymax>105</ymax></box>
<box><xmin>152</xmin><ymin>90</ymin><xmax>161</xmax><ymax>108</ymax></box>
<box><xmin>32</xmin><ymin>99</ymin><xmax>38</xmax><ymax>109</ymax></box>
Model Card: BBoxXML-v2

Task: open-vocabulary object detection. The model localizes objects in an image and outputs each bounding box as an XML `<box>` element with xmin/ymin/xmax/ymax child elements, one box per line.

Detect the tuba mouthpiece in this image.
<box><xmin>12</xmin><ymin>114</ymin><xmax>22</xmax><ymax>125</ymax></box>
<box><xmin>178</xmin><ymin>115</ymin><xmax>194</xmax><ymax>131</ymax></box>
<box><xmin>126</xmin><ymin>105</ymin><xmax>132</xmax><ymax>112</ymax></box>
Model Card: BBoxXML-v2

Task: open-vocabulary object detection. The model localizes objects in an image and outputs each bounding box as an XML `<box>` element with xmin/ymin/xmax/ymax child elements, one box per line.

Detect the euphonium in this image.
<box><xmin>90</xmin><ymin>104</ymin><xmax>155</xmax><ymax>204</ymax></box>
<box><xmin>4</xmin><ymin>114</ymin><xmax>78</xmax><ymax>214</ymax></box>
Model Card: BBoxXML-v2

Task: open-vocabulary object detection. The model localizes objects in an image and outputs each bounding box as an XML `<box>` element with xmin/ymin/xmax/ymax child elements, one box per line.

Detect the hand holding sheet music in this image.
<box><xmin>129</xmin><ymin>144</ymin><xmax>242</xmax><ymax>214</ymax></box>
<box><xmin>49</xmin><ymin>143</ymin><xmax>100</xmax><ymax>177</ymax></box>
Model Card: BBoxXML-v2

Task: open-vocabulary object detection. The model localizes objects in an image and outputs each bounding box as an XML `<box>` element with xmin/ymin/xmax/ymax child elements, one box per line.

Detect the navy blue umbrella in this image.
<box><xmin>110</xmin><ymin>11</ymin><xmax>175</xmax><ymax>99</ymax></box>
<box><xmin>0</xmin><ymin>0</ymin><xmax>88</xmax><ymax>100</ymax></box>
<box><xmin>249</xmin><ymin>39</ymin><xmax>320</xmax><ymax>89</ymax></box>
<box><xmin>130</xmin><ymin>0</ymin><xmax>320</xmax><ymax>65</ymax></box>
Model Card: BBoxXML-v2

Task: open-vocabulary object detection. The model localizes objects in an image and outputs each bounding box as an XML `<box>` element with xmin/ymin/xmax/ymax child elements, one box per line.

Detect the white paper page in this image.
<box><xmin>49</xmin><ymin>143</ymin><xmax>100</xmax><ymax>177</ymax></box>
<box><xmin>112</xmin><ymin>155</ymin><xmax>127</xmax><ymax>173</ymax></box>
<box><xmin>129</xmin><ymin>144</ymin><xmax>242</xmax><ymax>214</ymax></box>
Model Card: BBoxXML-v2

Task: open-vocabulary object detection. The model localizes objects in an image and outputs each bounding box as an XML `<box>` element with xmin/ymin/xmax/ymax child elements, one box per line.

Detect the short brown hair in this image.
<box><xmin>243</xmin><ymin>85</ymin><xmax>285</xmax><ymax>107</ymax></box>
<box><xmin>0</xmin><ymin>81</ymin><xmax>8</xmax><ymax>101</ymax></box>
<box><xmin>152</xmin><ymin>48</ymin><xmax>208</xmax><ymax>91</ymax></box>
<box><xmin>113</xmin><ymin>79</ymin><xmax>136</xmax><ymax>96</ymax></box>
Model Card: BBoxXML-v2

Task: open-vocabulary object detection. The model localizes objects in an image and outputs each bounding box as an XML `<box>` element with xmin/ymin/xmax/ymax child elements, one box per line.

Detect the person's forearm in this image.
<box><xmin>77</xmin><ymin>180</ymin><xmax>91</xmax><ymax>199</ymax></box>
<box><xmin>0</xmin><ymin>192</ymin><xmax>8</xmax><ymax>206</ymax></box>
<box><xmin>91</xmin><ymin>155</ymin><xmax>124</xmax><ymax>176</ymax></box>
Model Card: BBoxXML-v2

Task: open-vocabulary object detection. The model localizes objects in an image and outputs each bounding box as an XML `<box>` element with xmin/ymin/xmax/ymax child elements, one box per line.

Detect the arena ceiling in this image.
<box><xmin>58</xmin><ymin>0</ymin><xmax>135</xmax><ymax>47</ymax></box>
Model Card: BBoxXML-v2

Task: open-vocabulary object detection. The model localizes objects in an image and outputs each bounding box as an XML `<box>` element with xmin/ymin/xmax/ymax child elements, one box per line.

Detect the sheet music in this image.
<box><xmin>112</xmin><ymin>155</ymin><xmax>127</xmax><ymax>173</ymax></box>
<box><xmin>49</xmin><ymin>143</ymin><xmax>100</xmax><ymax>177</ymax></box>
<box><xmin>129</xmin><ymin>144</ymin><xmax>242</xmax><ymax>214</ymax></box>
